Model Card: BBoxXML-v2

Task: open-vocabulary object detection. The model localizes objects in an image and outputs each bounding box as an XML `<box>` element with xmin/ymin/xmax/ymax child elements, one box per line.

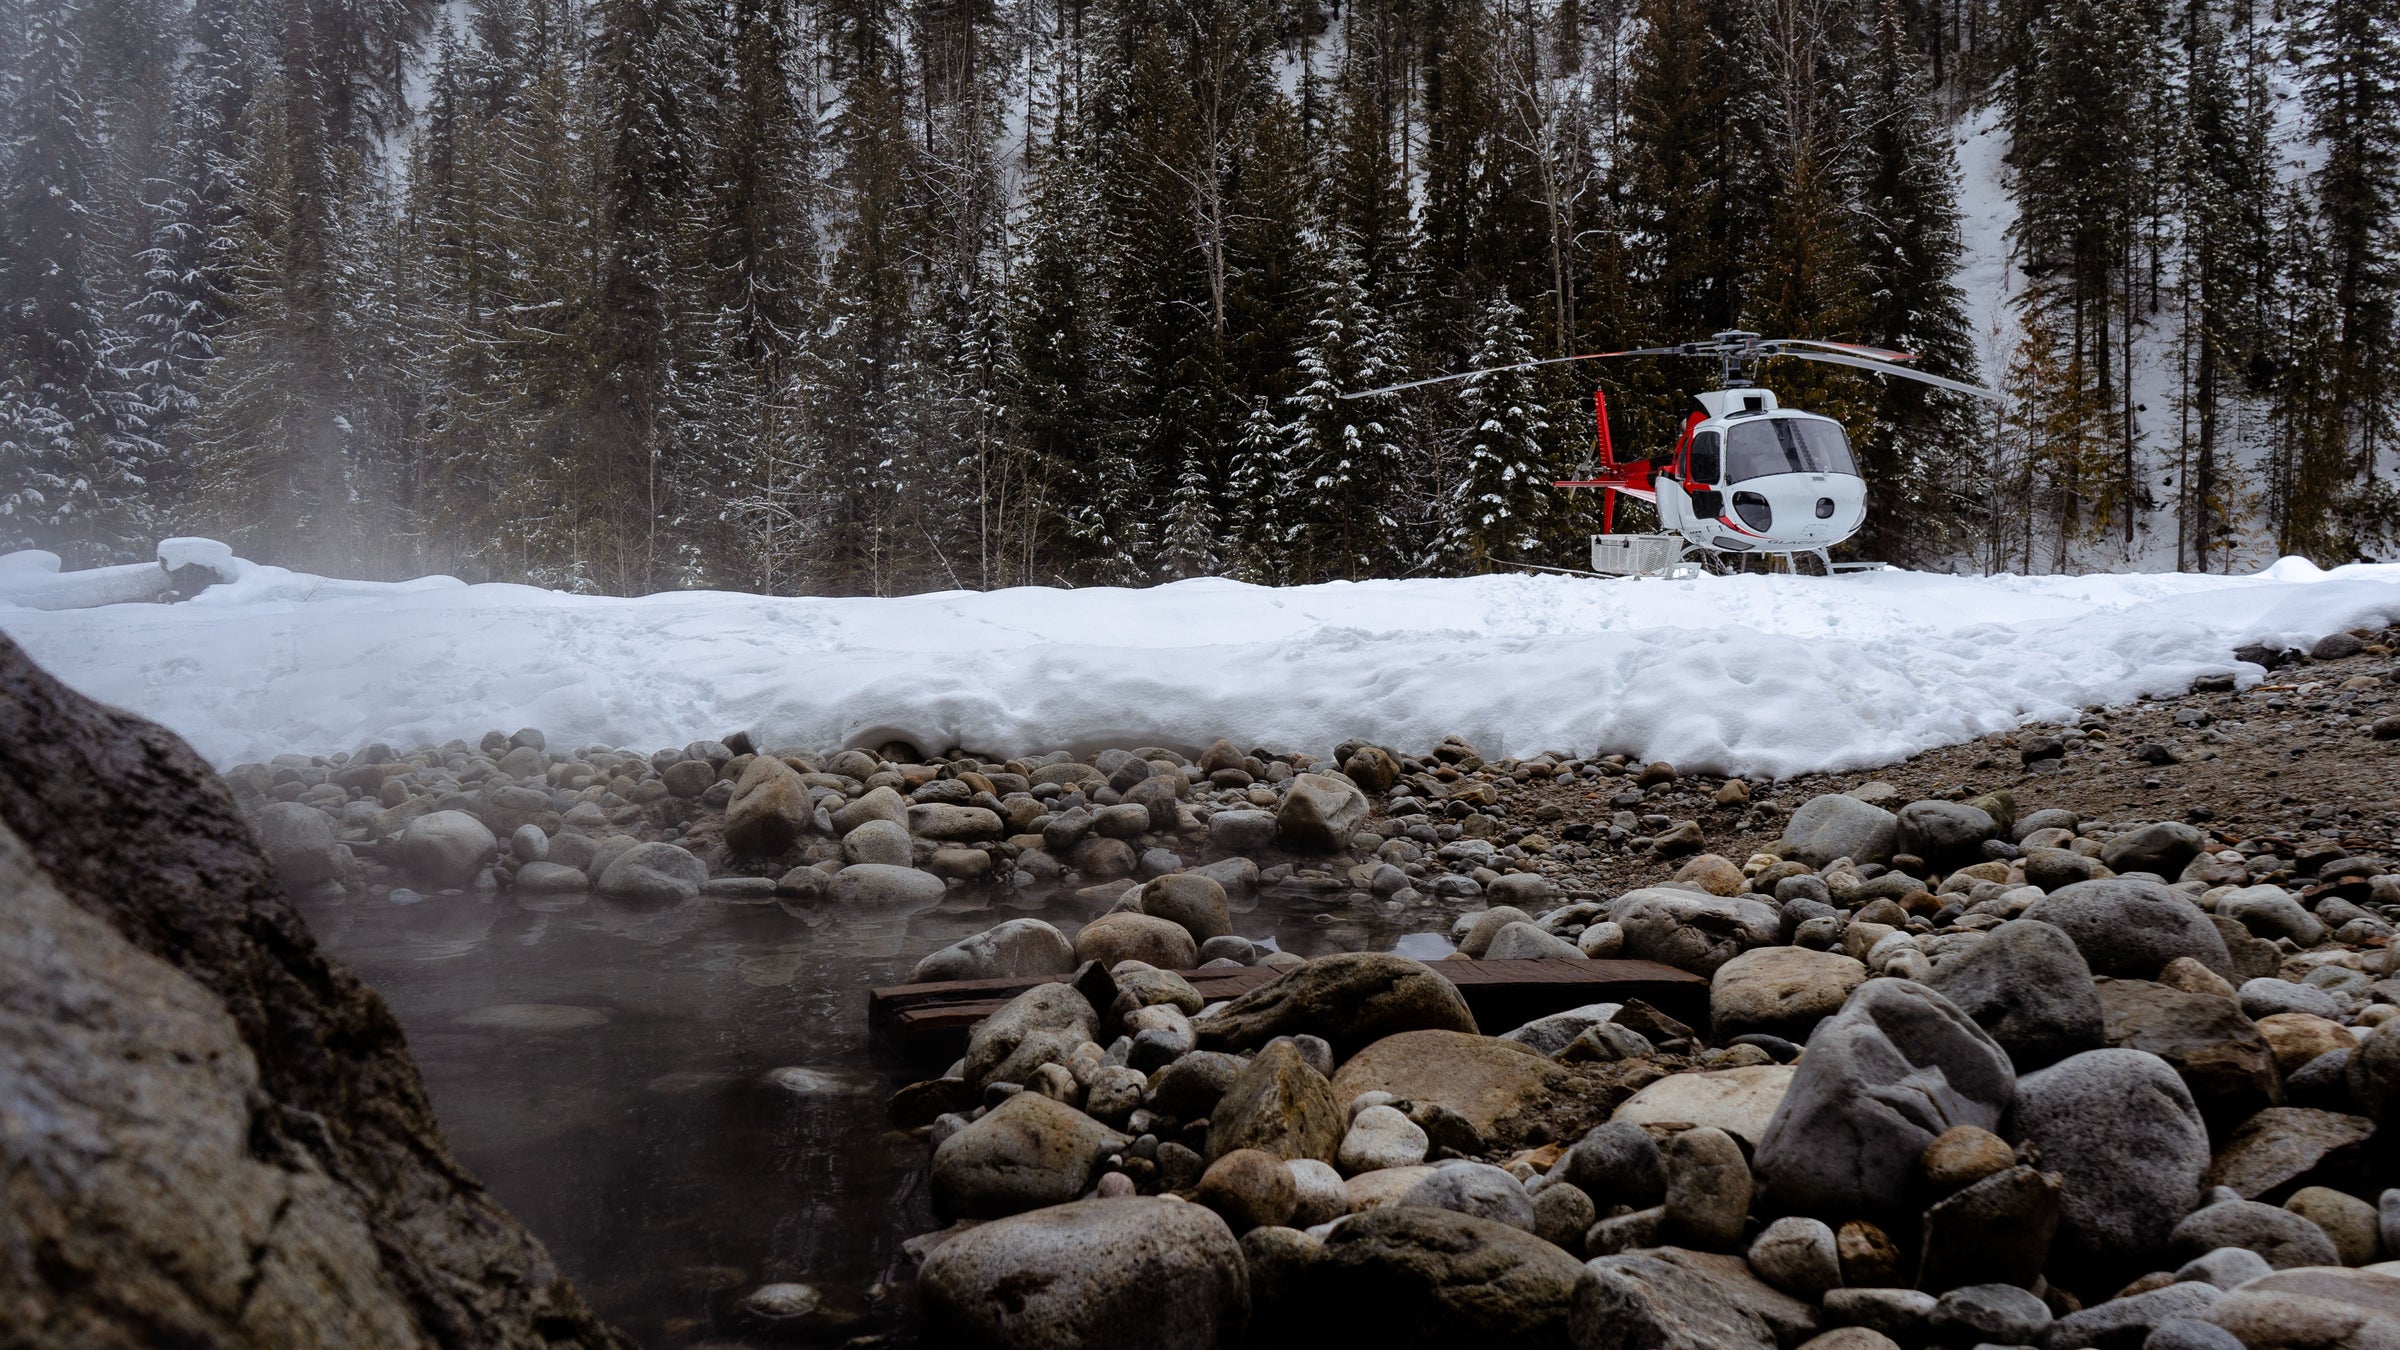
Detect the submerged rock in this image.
<box><xmin>908</xmin><ymin>919</ymin><xmax>1078</xmax><ymax>984</ymax></box>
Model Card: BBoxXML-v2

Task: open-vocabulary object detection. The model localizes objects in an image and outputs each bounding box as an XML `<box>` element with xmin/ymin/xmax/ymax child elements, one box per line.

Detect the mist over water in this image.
<box><xmin>298</xmin><ymin>878</ymin><xmax>1431</xmax><ymax>1343</ymax></box>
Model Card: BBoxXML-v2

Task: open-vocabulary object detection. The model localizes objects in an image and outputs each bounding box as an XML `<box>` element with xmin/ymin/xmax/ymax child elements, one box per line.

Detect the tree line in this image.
<box><xmin>0</xmin><ymin>0</ymin><xmax>2392</xmax><ymax>594</ymax></box>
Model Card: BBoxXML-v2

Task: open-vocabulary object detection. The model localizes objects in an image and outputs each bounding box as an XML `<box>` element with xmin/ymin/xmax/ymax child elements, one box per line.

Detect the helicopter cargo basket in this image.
<box><xmin>1589</xmin><ymin>534</ymin><xmax>1685</xmax><ymax>577</ymax></box>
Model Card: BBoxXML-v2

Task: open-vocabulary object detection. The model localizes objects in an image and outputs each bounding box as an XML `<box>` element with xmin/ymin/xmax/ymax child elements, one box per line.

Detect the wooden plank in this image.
<box><xmin>871</xmin><ymin>956</ymin><xmax>1708</xmax><ymax>1065</ymax></box>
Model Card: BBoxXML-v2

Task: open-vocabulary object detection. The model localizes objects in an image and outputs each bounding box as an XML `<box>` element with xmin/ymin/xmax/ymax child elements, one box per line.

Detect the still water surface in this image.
<box><xmin>300</xmin><ymin>881</ymin><xmax>1452</xmax><ymax>1345</ymax></box>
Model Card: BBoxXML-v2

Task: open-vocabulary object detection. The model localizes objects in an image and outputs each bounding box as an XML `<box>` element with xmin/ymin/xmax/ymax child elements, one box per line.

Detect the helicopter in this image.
<box><xmin>1343</xmin><ymin>330</ymin><xmax>2008</xmax><ymax>576</ymax></box>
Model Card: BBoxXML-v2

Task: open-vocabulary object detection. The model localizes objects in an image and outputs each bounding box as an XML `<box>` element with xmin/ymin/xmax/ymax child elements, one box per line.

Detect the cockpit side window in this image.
<box><xmin>1689</xmin><ymin>430</ymin><xmax>1722</xmax><ymax>484</ymax></box>
<box><xmin>1724</xmin><ymin>417</ymin><xmax>1857</xmax><ymax>481</ymax></box>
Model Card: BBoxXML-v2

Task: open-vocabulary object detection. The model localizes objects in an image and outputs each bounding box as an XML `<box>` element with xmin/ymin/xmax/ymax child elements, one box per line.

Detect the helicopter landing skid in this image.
<box><xmin>1587</xmin><ymin>534</ymin><xmax>1880</xmax><ymax>579</ymax></box>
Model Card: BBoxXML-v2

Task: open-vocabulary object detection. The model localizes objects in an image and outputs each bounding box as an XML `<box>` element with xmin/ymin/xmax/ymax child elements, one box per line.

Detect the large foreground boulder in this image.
<box><xmin>1710</xmin><ymin>945</ymin><xmax>1867</xmax><ymax>1043</ymax></box>
<box><xmin>2092</xmin><ymin>978</ymin><xmax>2281</xmax><ymax>1120</ymax></box>
<box><xmin>2010</xmin><ymin>1048</ymin><xmax>2209</xmax><ymax>1270</ymax></box>
<box><xmin>1277</xmin><ymin>773</ymin><xmax>1369</xmax><ymax>851</ymax></box>
<box><xmin>0</xmin><ymin>632</ymin><xmax>617</xmax><ymax>1347</ymax></box>
<box><xmin>722</xmin><ymin>754</ymin><xmax>810</xmax><ymax>857</ymax></box>
<box><xmin>1924</xmin><ymin>918</ymin><xmax>2104</xmax><ymax>1072</ymax></box>
<box><xmin>1207</xmin><ymin>1039</ymin><xmax>1344</xmax><ymax>1163</ymax></box>
<box><xmin>919</xmin><ymin>1197</ymin><xmax>1249</xmax><ymax>1350</ymax></box>
<box><xmin>961</xmin><ymin>982</ymin><xmax>1097</xmax><ymax>1091</ymax></box>
<box><xmin>1195</xmin><ymin>953</ymin><xmax>1476</xmax><ymax>1059</ymax></box>
<box><xmin>1753</xmin><ymin>979</ymin><xmax>2015</xmax><ymax>1220</ymax></box>
<box><xmin>398</xmin><ymin>809</ymin><xmax>498</xmax><ymax>888</ymax></box>
<box><xmin>252</xmin><ymin>799</ymin><xmax>346</xmax><ymax>887</ymax></box>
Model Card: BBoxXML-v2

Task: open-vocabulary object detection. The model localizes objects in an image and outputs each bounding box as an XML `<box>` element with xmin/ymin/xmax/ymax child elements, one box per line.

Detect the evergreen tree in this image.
<box><xmin>2292</xmin><ymin>0</ymin><xmax>2400</xmax><ymax>553</ymax></box>
<box><xmin>1158</xmin><ymin>447</ymin><xmax>1221</xmax><ymax>579</ymax></box>
<box><xmin>1849</xmin><ymin>0</ymin><xmax>1984</xmax><ymax>565</ymax></box>
<box><xmin>581</xmin><ymin>0</ymin><xmax>699</xmax><ymax>592</ymax></box>
<box><xmin>1621</xmin><ymin>0</ymin><xmax>1746</xmax><ymax>333</ymax></box>
<box><xmin>1442</xmin><ymin>293</ymin><xmax>1554</xmax><ymax>570</ymax></box>
<box><xmin>120</xmin><ymin>0</ymin><xmax>248</xmax><ymax>476</ymax></box>
<box><xmin>1325</xmin><ymin>5</ymin><xmax>1413</xmax><ymax>295</ymax></box>
<box><xmin>683</xmin><ymin>0</ymin><xmax>818</xmax><ymax>589</ymax></box>
<box><xmin>2007</xmin><ymin>0</ymin><xmax>2160</xmax><ymax>554</ymax></box>
<box><xmin>2265</xmin><ymin>188</ymin><xmax>2359</xmax><ymax>560</ymax></box>
<box><xmin>2168</xmin><ymin>1</ymin><xmax>2272</xmax><ymax>571</ymax></box>
<box><xmin>1</xmin><ymin>0</ymin><xmax>147</xmax><ymax>560</ymax></box>
<box><xmin>1282</xmin><ymin>235</ymin><xmax>1412</xmax><ymax>580</ymax></box>
<box><xmin>1009</xmin><ymin>117</ymin><xmax>1129</xmax><ymax>586</ymax></box>
<box><xmin>1224</xmin><ymin>394</ymin><xmax>1287</xmax><ymax>582</ymax></box>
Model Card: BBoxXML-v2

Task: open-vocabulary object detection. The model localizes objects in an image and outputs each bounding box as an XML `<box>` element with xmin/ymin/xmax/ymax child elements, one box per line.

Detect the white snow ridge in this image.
<box><xmin>2</xmin><ymin>545</ymin><xmax>2396</xmax><ymax>775</ymax></box>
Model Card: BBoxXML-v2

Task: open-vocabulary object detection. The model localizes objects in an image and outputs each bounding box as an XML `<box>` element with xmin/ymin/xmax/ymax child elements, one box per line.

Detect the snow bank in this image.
<box><xmin>3</xmin><ymin>547</ymin><xmax>2396</xmax><ymax>775</ymax></box>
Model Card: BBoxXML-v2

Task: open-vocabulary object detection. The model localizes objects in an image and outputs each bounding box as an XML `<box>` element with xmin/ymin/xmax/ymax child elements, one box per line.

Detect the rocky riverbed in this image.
<box><xmin>185</xmin><ymin>624</ymin><xmax>2400</xmax><ymax>1346</ymax></box>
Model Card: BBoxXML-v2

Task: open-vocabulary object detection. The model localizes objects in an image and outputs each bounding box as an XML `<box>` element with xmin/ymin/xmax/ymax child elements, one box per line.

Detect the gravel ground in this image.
<box><xmin>1386</xmin><ymin>624</ymin><xmax>2400</xmax><ymax>899</ymax></box>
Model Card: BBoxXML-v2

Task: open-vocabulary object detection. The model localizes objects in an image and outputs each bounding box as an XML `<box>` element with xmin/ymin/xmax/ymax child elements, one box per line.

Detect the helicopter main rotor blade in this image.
<box><xmin>1337</xmin><ymin>347</ymin><xmax>1685</xmax><ymax>400</ymax></box>
<box><xmin>1764</xmin><ymin>348</ymin><xmax>2010</xmax><ymax>403</ymax></box>
<box><xmin>1758</xmin><ymin>338</ymin><xmax>1921</xmax><ymax>364</ymax></box>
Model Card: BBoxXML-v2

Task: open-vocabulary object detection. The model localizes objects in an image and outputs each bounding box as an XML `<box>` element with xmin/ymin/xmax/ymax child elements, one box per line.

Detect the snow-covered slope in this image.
<box><xmin>4</xmin><ymin>549</ymin><xmax>2395</xmax><ymax>775</ymax></box>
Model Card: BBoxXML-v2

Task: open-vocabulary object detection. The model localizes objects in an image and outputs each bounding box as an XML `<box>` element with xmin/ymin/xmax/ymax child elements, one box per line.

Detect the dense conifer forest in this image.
<box><xmin>0</xmin><ymin>0</ymin><xmax>2393</xmax><ymax>593</ymax></box>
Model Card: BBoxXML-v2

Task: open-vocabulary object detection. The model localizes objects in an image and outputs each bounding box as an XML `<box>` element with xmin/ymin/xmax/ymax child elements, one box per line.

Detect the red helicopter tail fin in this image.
<box><xmin>1553</xmin><ymin>384</ymin><xmax>1656</xmax><ymax>515</ymax></box>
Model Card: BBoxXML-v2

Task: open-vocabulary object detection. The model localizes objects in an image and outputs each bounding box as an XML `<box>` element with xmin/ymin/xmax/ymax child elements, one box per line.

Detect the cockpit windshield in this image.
<box><xmin>1724</xmin><ymin>416</ymin><xmax>1856</xmax><ymax>481</ymax></box>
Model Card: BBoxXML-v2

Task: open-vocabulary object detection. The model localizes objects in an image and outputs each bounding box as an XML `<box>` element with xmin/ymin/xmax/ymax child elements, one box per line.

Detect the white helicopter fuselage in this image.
<box><xmin>1650</xmin><ymin>389</ymin><xmax>1869</xmax><ymax>556</ymax></box>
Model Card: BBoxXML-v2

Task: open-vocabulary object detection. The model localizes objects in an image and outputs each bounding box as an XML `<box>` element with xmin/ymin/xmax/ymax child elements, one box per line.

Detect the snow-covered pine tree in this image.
<box><xmin>1009</xmin><ymin>102</ymin><xmax>1139</xmax><ymax>588</ymax></box>
<box><xmin>1739</xmin><ymin>0</ymin><xmax>1866</xmax><ymax>351</ymax></box>
<box><xmin>403</xmin><ymin>20</ymin><xmax>505</xmax><ymax>567</ymax></box>
<box><xmin>478</xmin><ymin>0</ymin><xmax>605</xmax><ymax>589</ymax></box>
<box><xmin>2265</xmin><ymin>187</ymin><xmax>2357</xmax><ymax>561</ymax></box>
<box><xmin>1849</xmin><ymin>0</ymin><xmax>1984</xmax><ymax>567</ymax></box>
<box><xmin>2167</xmin><ymin>2</ymin><xmax>2273</xmax><ymax>571</ymax></box>
<box><xmin>581</xmin><ymin>0</ymin><xmax>700</xmax><ymax>593</ymax></box>
<box><xmin>119</xmin><ymin>0</ymin><xmax>246</xmax><ymax>482</ymax></box>
<box><xmin>1</xmin><ymin>0</ymin><xmax>148</xmax><ymax>561</ymax></box>
<box><xmin>2007</xmin><ymin>0</ymin><xmax>2160</xmax><ymax>555</ymax></box>
<box><xmin>1224</xmin><ymin>394</ymin><xmax>1289</xmax><ymax>584</ymax></box>
<box><xmin>1441</xmin><ymin>292</ymin><xmax>1553</xmax><ymax>572</ymax></box>
<box><xmin>682</xmin><ymin>0</ymin><xmax>818</xmax><ymax>591</ymax></box>
<box><xmin>942</xmin><ymin>282</ymin><xmax>1041</xmax><ymax>591</ymax></box>
<box><xmin>1621</xmin><ymin>0</ymin><xmax>1746</xmax><ymax>335</ymax></box>
<box><xmin>1325</xmin><ymin>5</ymin><xmax>1413</xmax><ymax>298</ymax></box>
<box><xmin>808</xmin><ymin>24</ymin><xmax>933</xmax><ymax>595</ymax></box>
<box><xmin>1157</xmin><ymin>447</ymin><xmax>1221</xmax><ymax>580</ymax></box>
<box><xmin>2292</xmin><ymin>0</ymin><xmax>2400</xmax><ymax>554</ymax></box>
<box><xmin>1281</xmin><ymin>233</ymin><xmax>1412</xmax><ymax>582</ymax></box>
